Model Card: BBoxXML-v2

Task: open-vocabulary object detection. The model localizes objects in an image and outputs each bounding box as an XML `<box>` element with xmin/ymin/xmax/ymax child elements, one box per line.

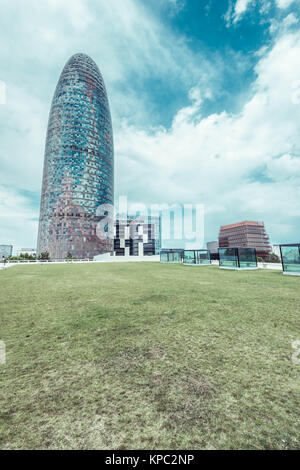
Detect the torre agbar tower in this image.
<box><xmin>37</xmin><ymin>53</ymin><xmax>114</xmax><ymax>260</ymax></box>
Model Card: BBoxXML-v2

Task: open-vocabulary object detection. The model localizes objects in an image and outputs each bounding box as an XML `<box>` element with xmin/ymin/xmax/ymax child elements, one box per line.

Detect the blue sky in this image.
<box><xmin>0</xmin><ymin>0</ymin><xmax>300</xmax><ymax>250</ymax></box>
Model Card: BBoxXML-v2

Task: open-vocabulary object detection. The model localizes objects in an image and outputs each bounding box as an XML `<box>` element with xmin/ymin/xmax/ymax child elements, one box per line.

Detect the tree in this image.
<box><xmin>266</xmin><ymin>253</ymin><xmax>281</xmax><ymax>263</ymax></box>
<box><xmin>66</xmin><ymin>252</ymin><xmax>77</xmax><ymax>260</ymax></box>
<box><xmin>39</xmin><ymin>251</ymin><xmax>50</xmax><ymax>261</ymax></box>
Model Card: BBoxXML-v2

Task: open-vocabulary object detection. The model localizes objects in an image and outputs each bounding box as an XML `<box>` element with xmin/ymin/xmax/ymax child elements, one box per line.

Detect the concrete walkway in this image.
<box><xmin>1</xmin><ymin>259</ymin><xmax>283</xmax><ymax>271</ymax></box>
<box><xmin>0</xmin><ymin>263</ymin><xmax>15</xmax><ymax>270</ymax></box>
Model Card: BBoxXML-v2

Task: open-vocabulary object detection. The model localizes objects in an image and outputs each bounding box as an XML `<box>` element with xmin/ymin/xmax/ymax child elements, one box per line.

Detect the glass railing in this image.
<box><xmin>280</xmin><ymin>245</ymin><xmax>300</xmax><ymax>273</ymax></box>
<box><xmin>160</xmin><ymin>251</ymin><xmax>183</xmax><ymax>263</ymax></box>
<box><xmin>183</xmin><ymin>251</ymin><xmax>196</xmax><ymax>264</ymax></box>
<box><xmin>183</xmin><ymin>250</ymin><xmax>211</xmax><ymax>265</ymax></box>
<box><xmin>219</xmin><ymin>248</ymin><xmax>257</xmax><ymax>269</ymax></box>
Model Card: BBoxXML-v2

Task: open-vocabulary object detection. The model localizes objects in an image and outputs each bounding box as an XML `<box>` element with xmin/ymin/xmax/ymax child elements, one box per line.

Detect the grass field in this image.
<box><xmin>0</xmin><ymin>262</ymin><xmax>299</xmax><ymax>450</ymax></box>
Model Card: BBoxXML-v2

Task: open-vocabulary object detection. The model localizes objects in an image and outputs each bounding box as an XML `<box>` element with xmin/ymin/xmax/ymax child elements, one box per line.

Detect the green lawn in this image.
<box><xmin>0</xmin><ymin>263</ymin><xmax>299</xmax><ymax>450</ymax></box>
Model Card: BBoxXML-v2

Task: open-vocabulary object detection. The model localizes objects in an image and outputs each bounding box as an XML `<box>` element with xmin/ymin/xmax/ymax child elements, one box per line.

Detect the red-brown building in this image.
<box><xmin>218</xmin><ymin>221</ymin><xmax>271</xmax><ymax>259</ymax></box>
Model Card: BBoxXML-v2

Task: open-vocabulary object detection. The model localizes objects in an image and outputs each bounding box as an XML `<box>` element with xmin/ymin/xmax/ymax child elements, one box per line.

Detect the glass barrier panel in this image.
<box><xmin>184</xmin><ymin>251</ymin><xmax>195</xmax><ymax>264</ymax></box>
<box><xmin>219</xmin><ymin>248</ymin><xmax>238</xmax><ymax>267</ymax></box>
<box><xmin>239</xmin><ymin>261</ymin><xmax>257</xmax><ymax>268</ymax></box>
<box><xmin>160</xmin><ymin>252</ymin><xmax>168</xmax><ymax>262</ymax></box>
<box><xmin>238</xmin><ymin>248</ymin><xmax>257</xmax><ymax>268</ymax></box>
<box><xmin>220</xmin><ymin>259</ymin><xmax>238</xmax><ymax>267</ymax></box>
<box><xmin>197</xmin><ymin>251</ymin><xmax>210</xmax><ymax>264</ymax></box>
<box><xmin>281</xmin><ymin>246</ymin><xmax>300</xmax><ymax>272</ymax></box>
<box><xmin>284</xmin><ymin>264</ymin><xmax>300</xmax><ymax>272</ymax></box>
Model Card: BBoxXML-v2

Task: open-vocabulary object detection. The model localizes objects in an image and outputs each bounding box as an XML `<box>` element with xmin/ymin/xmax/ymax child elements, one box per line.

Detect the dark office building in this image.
<box><xmin>114</xmin><ymin>217</ymin><xmax>158</xmax><ymax>256</ymax></box>
<box><xmin>37</xmin><ymin>53</ymin><xmax>114</xmax><ymax>260</ymax></box>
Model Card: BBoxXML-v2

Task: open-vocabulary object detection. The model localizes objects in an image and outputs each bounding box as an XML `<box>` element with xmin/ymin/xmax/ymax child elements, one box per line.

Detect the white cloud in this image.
<box><xmin>270</xmin><ymin>12</ymin><xmax>299</xmax><ymax>34</ymax></box>
<box><xmin>0</xmin><ymin>0</ymin><xmax>218</xmax><ymax>248</ymax></box>
<box><xmin>116</xmin><ymin>29</ymin><xmax>300</xmax><ymax>242</ymax></box>
<box><xmin>283</xmin><ymin>12</ymin><xmax>299</xmax><ymax>27</ymax></box>
<box><xmin>225</xmin><ymin>0</ymin><xmax>255</xmax><ymax>25</ymax></box>
<box><xmin>167</xmin><ymin>0</ymin><xmax>186</xmax><ymax>14</ymax></box>
<box><xmin>275</xmin><ymin>0</ymin><xmax>296</xmax><ymax>9</ymax></box>
<box><xmin>0</xmin><ymin>0</ymin><xmax>216</xmax><ymax>181</ymax></box>
<box><xmin>45</xmin><ymin>0</ymin><xmax>93</xmax><ymax>31</ymax></box>
<box><xmin>0</xmin><ymin>85</ymin><xmax>47</xmax><ymax>192</ymax></box>
<box><xmin>259</xmin><ymin>0</ymin><xmax>272</xmax><ymax>15</ymax></box>
<box><xmin>234</xmin><ymin>0</ymin><xmax>254</xmax><ymax>19</ymax></box>
<box><xmin>226</xmin><ymin>0</ymin><xmax>298</xmax><ymax>26</ymax></box>
<box><xmin>265</xmin><ymin>154</ymin><xmax>300</xmax><ymax>181</ymax></box>
<box><xmin>0</xmin><ymin>186</ymin><xmax>38</xmax><ymax>251</ymax></box>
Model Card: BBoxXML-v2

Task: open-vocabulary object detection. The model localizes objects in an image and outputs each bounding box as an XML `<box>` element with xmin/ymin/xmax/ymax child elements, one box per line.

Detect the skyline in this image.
<box><xmin>1</xmin><ymin>0</ymin><xmax>300</xmax><ymax>250</ymax></box>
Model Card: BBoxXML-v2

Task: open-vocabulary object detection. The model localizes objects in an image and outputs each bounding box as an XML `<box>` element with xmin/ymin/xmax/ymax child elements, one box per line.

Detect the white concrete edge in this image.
<box><xmin>3</xmin><ymin>260</ymin><xmax>299</xmax><ymax>275</ymax></box>
<box><xmin>182</xmin><ymin>263</ymin><xmax>212</xmax><ymax>267</ymax></box>
<box><xmin>283</xmin><ymin>271</ymin><xmax>300</xmax><ymax>276</ymax></box>
<box><xmin>219</xmin><ymin>266</ymin><xmax>259</xmax><ymax>270</ymax></box>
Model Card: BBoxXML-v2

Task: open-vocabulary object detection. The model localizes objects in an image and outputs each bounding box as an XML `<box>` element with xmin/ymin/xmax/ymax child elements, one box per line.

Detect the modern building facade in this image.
<box><xmin>0</xmin><ymin>245</ymin><xmax>13</xmax><ymax>259</ymax></box>
<box><xmin>148</xmin><ymin>216</ymin><xmax>162</xmax><ymax>255</ymax></box>
<box><xmin>206</xmin><ymin>240</ymin><xmax>219</xmax><ymax>260</ymax></box>
<box><xmin>218</xmin><ymin>221</ymin><xmax>271</xmax><ymax>259</ymax></box>
<box><xmin>37</xmin><ymin>53</ymin><xmax>114</xmax><ymax>260</ymax></box>
<box><xmin>206</xmin><ymin>241</ymin><xmax>219</xmax><ymax>254</ymax></box>
<box><xmin>114</xmin><ymin>217</ymin><xmax>159</xmax><ymax>256</ymax></box>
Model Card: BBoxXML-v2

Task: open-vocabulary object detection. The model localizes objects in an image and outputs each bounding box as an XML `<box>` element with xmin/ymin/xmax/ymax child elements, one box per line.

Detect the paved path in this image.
<box><xmin>1</xmin><ymin>260</ymin><xmax>283</xmax><ymax>271</ymax></box>
<box><xmin>0</xmin><ymin>264</ymin><xmax>15</xmax><ymax>270</ymax></box>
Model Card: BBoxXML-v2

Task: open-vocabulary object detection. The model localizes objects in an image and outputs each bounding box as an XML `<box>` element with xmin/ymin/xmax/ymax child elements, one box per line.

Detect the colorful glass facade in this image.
<box><xmin>37</xmin><ymin>53</ymin><xmax>114</xmax><ymax>260</ymax></box>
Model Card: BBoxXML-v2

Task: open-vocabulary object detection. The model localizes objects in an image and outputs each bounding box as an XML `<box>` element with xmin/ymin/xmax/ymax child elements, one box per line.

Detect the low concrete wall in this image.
<box><xmin>212</xmin><ymin>260</ymin><xmax>282</xmax><ymax>270</ymax></box>
<box><xmin>3</xmin><ymin>256</ymin><xmax>161</xmax><ymax>267</ymax></box>
<box><xmin>94</xmin><ymin>255</ymin><xmax>160</xmax><ymax>263</ymax></box>
<box><xmin>2</xmin><ymin>258</ymin><xmax>283</xmax><ymax>270</ymax></box>
<box><xmin>257</xmin><ymin>262</ymin><xmax>282</xmax><ymax>271</ymax></box>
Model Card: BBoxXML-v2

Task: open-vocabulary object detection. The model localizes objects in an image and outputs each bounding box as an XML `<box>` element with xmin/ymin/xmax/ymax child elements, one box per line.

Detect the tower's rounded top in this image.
<box><xmin>65</xmin><ymin>53</ymin><xmax>101</xmax><ymax>72</ymax></box>
<box><xmin>58</xmin><ymin>53</ymin><xmax>106</xmax><ymax>93</ymax></box>
<box><xmin>68</xmin><ymin>52</ymin><xmax>95</xmax><ymax>62</ymax></box>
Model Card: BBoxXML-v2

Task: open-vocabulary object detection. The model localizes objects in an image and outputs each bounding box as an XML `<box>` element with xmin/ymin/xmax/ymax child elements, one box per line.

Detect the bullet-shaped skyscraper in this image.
<box><xmin>37</xmin><ymin>53</ymin><xmax>114</xmax><ymax>259</ymax></box>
